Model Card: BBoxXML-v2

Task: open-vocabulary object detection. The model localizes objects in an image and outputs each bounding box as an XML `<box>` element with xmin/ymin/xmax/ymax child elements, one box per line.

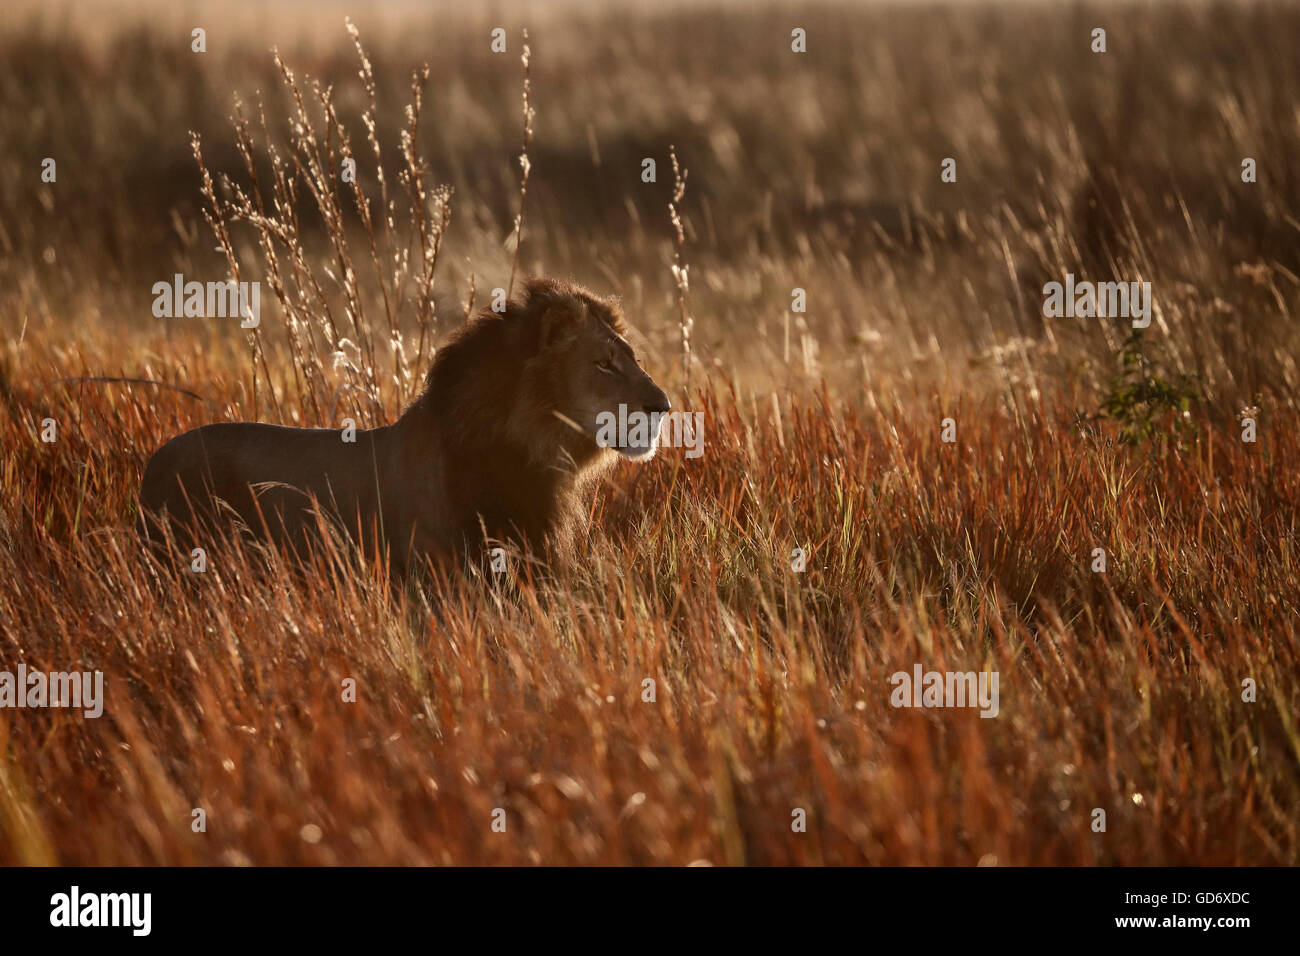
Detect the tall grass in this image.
<box><xmin>188</xmin><ymin>20</ymin><xmax>452</xmax><ymax>427</ymax></box>
<box><xmin>2</xmin><ymin>359</ymin><xmax>1297</xmax><ymax>863</ymax></box>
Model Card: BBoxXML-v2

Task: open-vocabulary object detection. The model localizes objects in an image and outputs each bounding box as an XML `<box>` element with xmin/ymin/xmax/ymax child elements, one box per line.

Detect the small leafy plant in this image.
<box><xmin>1093</xmin><ymin>329</ymin><xmax>1202</xmax><ymax>448</ymax></box>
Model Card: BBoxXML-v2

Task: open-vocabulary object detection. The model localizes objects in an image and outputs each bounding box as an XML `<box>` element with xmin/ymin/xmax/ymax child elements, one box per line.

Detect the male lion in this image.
<box><xmin>137</xmin><ymin>277</ymin><xmax>672</xmax><ymax>577</ymax></box>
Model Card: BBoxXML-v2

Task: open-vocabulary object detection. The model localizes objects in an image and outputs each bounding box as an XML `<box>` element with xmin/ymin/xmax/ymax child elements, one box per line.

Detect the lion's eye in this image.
<box><xmin>596</xmin><ymin>359</ymin><xmax>617</xmax><ymax>374</ymax></box>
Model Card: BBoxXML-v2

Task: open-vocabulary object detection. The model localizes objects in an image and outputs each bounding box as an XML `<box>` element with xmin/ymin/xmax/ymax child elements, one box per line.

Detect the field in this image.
<box><xmin>1</xmin><ymin>0</ymin><xmax>1298</xmax><ymax>864</ymax></box>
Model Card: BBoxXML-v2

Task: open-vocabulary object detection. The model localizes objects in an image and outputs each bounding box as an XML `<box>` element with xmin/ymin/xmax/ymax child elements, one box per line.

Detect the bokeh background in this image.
<box><xmin>4</xmin><ymin>0</ymin><xmax>1299</xmax><ymax>401</ymax></box>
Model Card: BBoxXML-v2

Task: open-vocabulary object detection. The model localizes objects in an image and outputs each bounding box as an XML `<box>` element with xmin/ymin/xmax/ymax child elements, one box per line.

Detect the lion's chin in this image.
<box><xmin>615</xmin><ymin>442</ymin><xmax>658</xmax><ymax>463</ymax></box>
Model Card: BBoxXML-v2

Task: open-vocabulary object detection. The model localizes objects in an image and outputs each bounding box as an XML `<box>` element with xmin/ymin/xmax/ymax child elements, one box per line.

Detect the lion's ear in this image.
<box><xmin>538</xmin><ymin>302</ymin><xmax>581</xmax><ymax>349</ymax></box>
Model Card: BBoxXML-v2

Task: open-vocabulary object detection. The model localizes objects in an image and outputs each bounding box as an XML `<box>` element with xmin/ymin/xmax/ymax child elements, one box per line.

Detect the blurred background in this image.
<box><xmin>2</xmin><ymin>0</ymin><xmax>1298</xmax><ymax>404</ymax></box>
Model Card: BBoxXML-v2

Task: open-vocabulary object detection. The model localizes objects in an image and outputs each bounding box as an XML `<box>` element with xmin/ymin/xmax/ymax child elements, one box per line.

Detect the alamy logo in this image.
<box><xmin>50</xmin><ymin>886</ymin><xmax>151</xmax><ymax>936</ymax></box>
<box><xmin>0</xmin><ymin>665</ymin><xmax>104</xmax><ymax>718</ymax></box>
<box><xmin>152</xmin><ymin>273</ymin><xmax>260</xmax><ymax>327</ymax></box>
<box><xmin>889</xmin><ymin>664</ymin><xmax>1000</xmax><ymax>718</ymax></box>
<box><xmin>595</xmin><ymin>404</ymin><xmax>704</xmax><ymax>459</ymax></box>
<box><xmin>1042</xmin><ymin>273</ymin><xmax>1151</xmax><ymax>328</ymax></box>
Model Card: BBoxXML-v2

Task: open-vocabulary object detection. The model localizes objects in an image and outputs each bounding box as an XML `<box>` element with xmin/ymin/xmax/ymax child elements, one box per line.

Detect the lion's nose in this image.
<box><xmin>644</xmin><ymin>390</ymin><xmax>671</xmax><ymax>415</ymax></box>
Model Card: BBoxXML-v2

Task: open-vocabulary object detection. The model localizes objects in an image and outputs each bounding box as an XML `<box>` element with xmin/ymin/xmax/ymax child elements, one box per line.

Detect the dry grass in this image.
<box><xmin>1</xmin><ymin>0</ymin><xmax>1298</xmax><ymax>864</ymax></box>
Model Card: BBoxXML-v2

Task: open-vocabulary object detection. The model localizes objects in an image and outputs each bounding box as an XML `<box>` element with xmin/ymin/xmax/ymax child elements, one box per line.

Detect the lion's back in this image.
<box><xmin>138</xmin><ymin>421</ymin><xmax>355</xmax><ymax>546</ymax></box>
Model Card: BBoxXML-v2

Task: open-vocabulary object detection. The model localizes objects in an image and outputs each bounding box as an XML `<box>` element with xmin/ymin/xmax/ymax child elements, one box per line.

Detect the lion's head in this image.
<box><xmin>424</xmin><ymin>277</ymin><xmax>672</xmax><ymax>473</ymax></box>
<box><xmin>511</xmin><ymin>278</ymin><xmax>672</xmax><ymax>464</ymax></box>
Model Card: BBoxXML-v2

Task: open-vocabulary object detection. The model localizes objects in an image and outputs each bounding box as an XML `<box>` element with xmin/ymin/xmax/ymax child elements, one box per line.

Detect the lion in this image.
<box><xmin>137</xmin><ymin>277</ymin><xmax>672</xmax><ymax>578</ymax></box>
